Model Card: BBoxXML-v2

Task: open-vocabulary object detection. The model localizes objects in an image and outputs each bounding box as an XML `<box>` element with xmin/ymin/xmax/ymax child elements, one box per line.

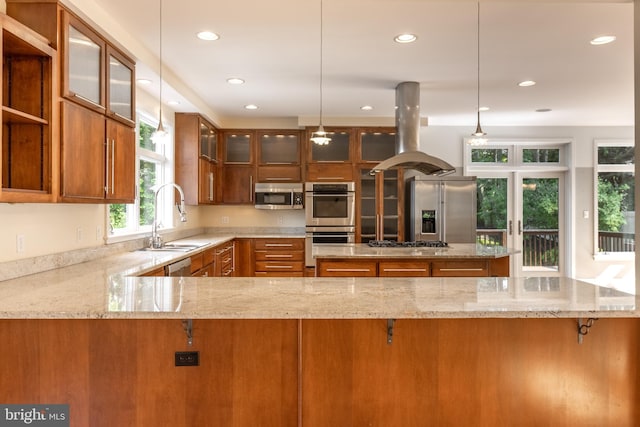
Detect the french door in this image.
<box><xmin>476</xmin><ymin>172</ymin><xmax>564</xmax><ymax>277</ymax></box>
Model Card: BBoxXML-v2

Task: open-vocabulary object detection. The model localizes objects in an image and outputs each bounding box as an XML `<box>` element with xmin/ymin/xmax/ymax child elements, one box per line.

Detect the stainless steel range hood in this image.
<box><xmin>370</xmin><ymin>82</ymin><xmax>455</xmax><ymax>176</ymax></box>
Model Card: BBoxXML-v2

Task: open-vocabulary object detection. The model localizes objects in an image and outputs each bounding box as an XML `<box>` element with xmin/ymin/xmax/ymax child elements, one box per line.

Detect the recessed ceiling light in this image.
<box><xmin>197</xmin><ymin>31</ymin><xmax>220</xmax><ymax>41</ymax></box>
<box><xmin>227</xmin><ymin>77</ymin><xmax>245</xmax><ymax>85</ymax></box>
<box><xmin>478</xmin><ymin>106</ymin><xmax>490</xmax><ymax>112</ymax></box>
<box><xmin>518</xmin><ymin>80</ymin><xmax>536</xmax><ymax>87</ymax></box>
<box><xmin>394</xmin><ymin>33</ymin><xmax>417</xmax><ymax>43</ymax></box>
<box><xmin>360</xmin><ymin>105</ymin><xmax>373</xmax><ymax>111</ymax></box>
<box><xmin>137</xmin><ymin>78</ymin><xmax>152</xmax><ymax>85</ymax></box>
<box><xmin>244</xmin><ymin>104</ymin><xmax>258</xmax><ymax>110</ymax></box>
<box><xmin>536</xmin><ymin>108</ymin><xmax>552</xmax><ymax>113</ymax></box>
<box><xmin>590</xmin><ymin>35</ymin><xmax>616</xmax><ymax>45</ymax></box>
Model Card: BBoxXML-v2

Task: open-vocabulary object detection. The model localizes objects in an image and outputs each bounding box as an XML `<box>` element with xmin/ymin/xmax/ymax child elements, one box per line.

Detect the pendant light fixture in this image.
<box><xmin>469</xmin><ymin>1</ymin><xmax>488</xmax><ymax>146</ymax></box>
<box><xmin>151</xmin><ymin>0</ymin><xmax>167</xmax><ymax>142</ymax></box>
<box><xmin>310</xmin><ymin>0</ymin><xmax>331</xmax><ymax>145</ymax></box>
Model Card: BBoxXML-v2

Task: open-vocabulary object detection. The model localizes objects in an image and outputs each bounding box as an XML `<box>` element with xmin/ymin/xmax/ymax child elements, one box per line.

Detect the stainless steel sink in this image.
<box><xmin>139</xmin><ymin>243</ymin><xmax>205</xmax><ymax>252</ymax></box>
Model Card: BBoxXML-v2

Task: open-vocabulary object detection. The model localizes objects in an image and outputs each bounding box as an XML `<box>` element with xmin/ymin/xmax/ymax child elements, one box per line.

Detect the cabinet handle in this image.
<box><xmin>382</xmin><ymin>268</ymin><xmax>428</xmax><ymax>272</ymax></box>
<box><xmin>250</xmin><ymin>175</ymin><xmax>253</xmax><ymax>201</ymax></box>
<box><xmin>104</xmin><ymin>138</ymin><xmax>110</xmax><ymax>194</ymax></box>
<box><xmin>316</xmin><ymin>161</ymin><xmax>345</xmax><ymax>163</ymax></box>
<box><xmin>326</xmin><ymin>268</ymin><xmax>372</xmax><ymax>272</ymax></box>
<box><xmin>317</xmin><ymin>177</ymin><xmax>344</xmax><ymax>180</ymax></box>
<box><xmin>265</xmin><ymin>265</ymin><xmax>293</xmax><ymax>269</ymax></box>
<box><xmin>265</xmin><ymin>177</ymin><xmax>293</xmax><ymax>181</ymax></box>
<box><xmin>437</xmin><ymin>268</ymin><xmax>485</xmax><ymax>272</ymax></box>
<box><xmin>265</xmin><ymin>254</ymin><xmax>293</xmax><ymax>258</ymax></box>
<box><xmin>265</xmin><ymin>243</ymin><xmax>294</xmax><ymax>247</ymax></box>
<box><xmin>69</xmin><ymin>92</ymin><xmax>106</xmax><ymax>111</ymax></box>
<box><xmin>208</xmin><ymin>172</ymin><xmax>214</xmax><ymax>201</ymax></box>
<box><xmin>111</xmin><ymin>139</ymin><xmax>115</xmax><ymax>194</ymax></box>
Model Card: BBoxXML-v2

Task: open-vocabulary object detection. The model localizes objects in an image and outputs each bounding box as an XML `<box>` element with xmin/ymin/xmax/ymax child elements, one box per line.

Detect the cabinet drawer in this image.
<box><xmin>431</xmin><ymin>260</ymin><xmax>488</xmax><ymax>277</ymax></box>
<box><xmin>255</xmin><ymin>261</ymin><xmax>304</xmax><ymax>272</ymax></box>
<box><xmin>190</xmin><ymin>253</ymin><xmax>204</xmax><ymax>273</ymax></box>
<box><xmin>316</xmin><ymin>260</ymin><xmax>377</xmax><ymax>277</ymax></box>
<box><xmin>379</xmin><ymin>261</ymin><xmax>430</xmax><ymax>277</ymax></box>
<box><xmin>255</xmin><ymin>251</ymin><xmax>304</xmax><ymax>262</ymax></box>
<box><xmin>202</xmin><ymin>247</ymin><xmax>215</xmax><ymax>266</ymax></box>
<box><xmin>306</xmin><ymin>163</ymin><xmax>353</xmax><ymax>182</ymax></box>
<box><xmin>257</xmin><ymin>166</ymin><xmax>301</xmax><ymax>183</ymax></box>
<box><xmin>254</xmin><ymin>238</ymin><xmax>304</xmax><ymax>251</ymax></box>
<box><xmin>255</xmin><ymin>271</ymin><xmax>304</xmax><ymax>277</ymax></box>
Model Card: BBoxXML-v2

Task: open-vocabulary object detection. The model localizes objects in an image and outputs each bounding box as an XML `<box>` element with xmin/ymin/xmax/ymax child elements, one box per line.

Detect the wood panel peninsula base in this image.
<box><xmin>314</xmin><ymin>243</ymin><xmax>515</xmax><ymax>277</ymax></box>
<box><xmin>0</xmin><ymin>317</ymin><xmax>638</xmax><ymax>427</ymax></box>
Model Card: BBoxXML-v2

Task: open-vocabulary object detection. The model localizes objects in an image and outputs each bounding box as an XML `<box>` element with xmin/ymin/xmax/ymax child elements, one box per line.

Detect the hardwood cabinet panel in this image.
<box><xmin>221</xmin><ymin>165</ymin><xmax>255</xmax><ymax>204</ymax></box>
<box><xmin>431</xmin><ymin>259</ymin><xmax>489</xmax><ymax>277</ymax></box>
<box><xmin>105</xmin><ymin>119</ymin><xmax>135</xmax><ymax>202</ymax></box>
<box><xmin>255</xmin><ymin>238</ymin><xmax>304</xmax><ymax>251</ymax></box>
<box><xmin>378</xmin><ymin>260</ymin><xmax>430</xmax><ymax>277</ymax></box>
<box><xmin>316</xmin><ymin>259</ymin><xmax>377</xmax><ymax>277</ymax></box>
<box><xmin>60</xmin><ymin>101</ymin><xmax>106</xmax><ymax>200</ymax></box>
<box><xmin>257</xmin><ymin>165</ymin><xmax>301</xmax><ymax>183</ymax></box>
<box><xmin>254</xmin><ymin>238</ymin><xmax>305</xmax><ymax>277</ymax></box>
<box><xmin>306</xmin><ymin>163</ymin><xmax>353</xmax><ymax>182</ymax></box>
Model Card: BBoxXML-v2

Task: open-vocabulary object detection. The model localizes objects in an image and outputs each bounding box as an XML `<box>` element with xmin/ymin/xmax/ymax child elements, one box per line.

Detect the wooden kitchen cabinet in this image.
<box><xmin>60</xmin><ymin>101</ymin><xmax>135</xmax><ymax>202</ymax></box>
<box><xmin>254</xmin><ymin>238</ymin><xmax>305</xmax><ymax>277</ymax></box>
<box><xmin>0</xmin><ymin>14</ymin><xmax>57</xmax><ymax>203</ymax></box>
<box><xmin>7</xmin><ymin>1</ymin><xmax>136</xmax><ymax>204</ymax></box>
<box><xmin>220</xmin><ymin>131</ymin><xmax>256</xmax><ymax>204</ymax></box>
<box><xmin>431</xmin><ymin>259</ymin><xmax>489</xmax><ymax>277</ymax></box>
<box><xmin>315</xmin><ymin>259</ymin><xmax>378</xmax><ymax>277</ymax></box>
<box><xmin>257</xmin><ymin>130</ymin><xmax>301</xmax><ymax>182</ymax></box>
<box><xmin>191</xmin><ymin>247</ymin><xmax>216</xmax><ymax>277</ymax></box>
<box><xmin>214</xmin><ymin>241</ymin><xmax>235</xmax><ymax>277</ymax></box>
<box><xmin>378</xmin><ymin>260</ymin><xmax>430</xmax><ymax>277</ymax></box>
<box><xmin>306</xmin><ymin>127</ymin><xmax>354</xmax><ymax>181</ymax></box>
<box><xmin>357</xmin><ymin>167</ymin><xmax>402</xmax><ymax>242</ymax></box>
<box><xmin>356</xmin><ymin>127</ymin><xmax>396</xmax><ymax>162</ymax></box>
<box><xmin>175</xmin><ymin>113</ymin><xmax>218</xmax><ymax>205</ymax></box>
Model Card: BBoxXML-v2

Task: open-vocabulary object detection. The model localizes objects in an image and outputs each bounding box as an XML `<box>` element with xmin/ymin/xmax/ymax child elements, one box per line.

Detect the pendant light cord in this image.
<box><xmin>158</xmin><ymin>0</ymin><xmax>163</xmax><ymax>125</ymax></box>
<box><xmin>319</xmin><ymin>0</ymin><xmax>324</xmax><ymax>127</ymax></box>
<box><xmin>476</xmin><ymin>1</ymin><xmax>480</xmax><ymax>118</ymax></box>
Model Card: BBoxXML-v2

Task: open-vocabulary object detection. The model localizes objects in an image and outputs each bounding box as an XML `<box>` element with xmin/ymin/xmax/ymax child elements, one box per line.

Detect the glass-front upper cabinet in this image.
<box><xmin>199</xmin><ymin>119</ymin><xmax>217</xmax><ymax>161</ymax></box>
<box><xmin>358</xmin><ymin>128</ymin><xmax>396</xmax><ymax>162</ymax></box>
<box><xmin>309</xmin><ymin>128</ymin><xmax>352</xmax><ymax>162</ymax></box>
<box><xmin>63</xmin><ymin>12</ymin><xmax>105</xmax><ymax>112</ymax></box>
<box><xmin>107</xmin><ymin>46</ymin><xmax>135</xmax><ymax>124</ymax></box>
<box><xmin>223</xmin><ymin>131</ymin><xmax>254</xmax><ymax>164</ymax></box>
<box><xmin>259</xmin><ymin>131</ymin><xmax>300</xmax><ymax>165</ymax></box>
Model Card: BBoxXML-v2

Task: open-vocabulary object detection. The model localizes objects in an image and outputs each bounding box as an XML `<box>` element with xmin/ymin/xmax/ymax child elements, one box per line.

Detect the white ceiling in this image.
<box><xmin>83</xmin><ymin>0</ymin><xmax>633</xmax><ymax>128</ymax></box>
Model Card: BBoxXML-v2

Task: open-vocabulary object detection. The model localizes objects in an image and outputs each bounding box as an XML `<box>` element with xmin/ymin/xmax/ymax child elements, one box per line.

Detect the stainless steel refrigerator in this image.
<box><xmin>406</xmin><ymin>176</ymin><xmax>477</xmax><ymax>243</ymax></box>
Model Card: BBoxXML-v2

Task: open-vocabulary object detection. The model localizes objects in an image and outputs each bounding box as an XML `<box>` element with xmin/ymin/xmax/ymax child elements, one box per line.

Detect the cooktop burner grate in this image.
<box><xmin>367</xmin><ymin>240</ymin><xmax>449</xmax><ymax>248</ymax></box>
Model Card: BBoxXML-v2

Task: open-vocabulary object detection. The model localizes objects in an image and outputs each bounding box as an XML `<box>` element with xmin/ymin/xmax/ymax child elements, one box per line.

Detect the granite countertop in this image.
<box><xmin>313</xmin><ymin>243</ymin><xmax>518</xmax><ymax>259</ymax></box>
<box><xmin>0</xmin><ymin>234</ymin><xmax>636</xmax><ymax>319</ymax></box>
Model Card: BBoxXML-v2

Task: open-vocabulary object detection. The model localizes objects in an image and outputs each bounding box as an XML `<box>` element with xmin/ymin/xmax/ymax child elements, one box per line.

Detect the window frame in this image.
<box><xmin>593</xmin><ymin>139</ymin><xmax>635</xmax><ymax>260</ymax></box>
<box><xmin>106</xmin><ymin>112</ymin><xmax>174</xmax><ymax>243</ymax></box>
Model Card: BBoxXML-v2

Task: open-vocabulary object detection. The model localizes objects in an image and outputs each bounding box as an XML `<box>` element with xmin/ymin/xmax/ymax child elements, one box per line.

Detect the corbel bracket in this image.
<box><xmin>387</xmin><ymin>319</ymin><xmax>396</xmax><ymax>345</ymax></box>
<box><xmin>182</xmin><ymin>319</ymin><xmax>193</xmax><ymax>346</ymax></box>
<box><xmin>577</xmin><ymin>317</ymin><xmax>598</xmax><ymax>344</ymax></box>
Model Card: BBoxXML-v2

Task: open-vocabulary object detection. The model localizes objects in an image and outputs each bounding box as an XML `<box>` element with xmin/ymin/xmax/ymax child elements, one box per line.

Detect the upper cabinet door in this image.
<box><xmin>106</xmin><ymin>46</ymin><xmax>135</xmax><ymax>125</ymax></box>
<box><xmin>62</xmin><ymin>11</ymin><xmax>106</xmax><ymax>112</ymax></box>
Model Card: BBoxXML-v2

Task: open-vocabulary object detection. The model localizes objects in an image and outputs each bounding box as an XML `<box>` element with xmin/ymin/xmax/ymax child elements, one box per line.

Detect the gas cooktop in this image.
<box><xmin>367</xmin><ymin>240</ymin><xmax>449</xmax><ymax>248</ymax></box>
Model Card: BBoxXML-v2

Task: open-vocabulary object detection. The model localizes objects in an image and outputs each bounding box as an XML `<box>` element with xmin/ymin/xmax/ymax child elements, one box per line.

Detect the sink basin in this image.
<box><xmin>139</xmin><ymin>243</ymin><xmax>205</xmax><ymax>252</ymax></box>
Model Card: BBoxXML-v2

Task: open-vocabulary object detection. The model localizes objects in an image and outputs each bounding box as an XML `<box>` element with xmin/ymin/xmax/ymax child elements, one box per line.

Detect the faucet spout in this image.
<box><xmin>150</xmin><ymin>182</ymin><xmax>187</xmax><ymax>249</ymax></box>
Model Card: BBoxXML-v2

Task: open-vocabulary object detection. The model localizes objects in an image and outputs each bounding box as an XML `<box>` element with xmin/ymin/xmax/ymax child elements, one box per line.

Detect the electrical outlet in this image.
<box><xmin>221</xmin><ymin>216</ymin><xmax>229</xmax><ymax>224</ymax></box>
<box><xmin>175</xmin><ymin>351</ymin><xmax>199</xmax><ymax>367</ymax></box>
<box><xmin>76</xmin><ymin>227</ymin><xmax>83</xmax><ymax>242</ymax></box>
<box><xmin>96</xmin><ymin>226</ymin><xmax>102</xmax><ymax>241</ymax></box>
<box><xmin>277</xmin><ymin>216</ymin><xmax>284</xmax><ymax>225</ymax></box>
<box><xmin>16</xmin><ymin>234</ymin><xmax>25</xmax><ymax>253</ymax></box>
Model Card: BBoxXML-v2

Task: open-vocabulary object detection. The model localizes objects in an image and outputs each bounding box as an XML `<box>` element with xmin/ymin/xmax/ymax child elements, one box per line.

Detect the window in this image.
<box><xmin>108</xmin><ymin>115</ymin><xmax>173</xmax><ymax>239</ymax></box>
<box><xmin>464</xmin><ymin>139</ymin><xmax>568</xmax><ymax>172</ymax></box>
<box><xmin>595</xmin><ymin>140</ymin><xmax>635</xmax><ymax>256</ymax></box>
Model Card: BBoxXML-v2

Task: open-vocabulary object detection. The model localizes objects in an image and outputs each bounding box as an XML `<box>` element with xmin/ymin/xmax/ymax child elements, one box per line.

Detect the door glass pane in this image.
<box><xmin>225</xmin><ymin>134</ymin><xmax>251</xmax><ymax>163</ymax></box>
<box><xmin>260</xmin><ymin>134</ymin><xmax>299</xmax><ymax>163</ymax></box>
<box><xmin>312</xmin><ymin>131</ymin><xmax>350</xmax><ymax>161</ymax></box>
<box><xmin>109</xmin><ymin>55</ymin><xmax>132</xmax><ymax>119</ymax></box>
<box><xmin>476</xmin><ymin>178</ymin><xmax>508</xmax><ymax>246</ymax></box>
<box><xmin>361</xmin><ymin>132</ymin><xmax>396</xmax><ymax>161</ymax></box>
<box><xmin>522</xmin><ymin>178</ymin><xmax>559</xmax><ymax>271</ymax></box>
<box><xmin>68</xmin><ymin>25</ymin><xmax>101</xmax><ymax>104</ymax></box>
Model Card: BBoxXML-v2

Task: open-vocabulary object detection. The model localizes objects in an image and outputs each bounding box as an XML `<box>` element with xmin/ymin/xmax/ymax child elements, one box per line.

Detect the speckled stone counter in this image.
<box><xmin>312</xmin><ymin>243</ymin><xmax>517</xmax><ymax>259</ymax></box>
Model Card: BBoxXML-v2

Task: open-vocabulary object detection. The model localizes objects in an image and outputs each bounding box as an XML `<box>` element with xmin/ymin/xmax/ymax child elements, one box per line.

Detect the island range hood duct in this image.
<box><xmin>370</xmin><ymin>81</ymin><xmax>455</xmax><ymax>176</ymax></box>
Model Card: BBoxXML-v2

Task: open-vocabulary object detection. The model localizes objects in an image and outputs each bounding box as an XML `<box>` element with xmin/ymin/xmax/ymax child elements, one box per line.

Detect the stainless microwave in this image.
<box><xmin>254</xmin><ymin>183</ymin><xmax>304</xmax><ymax>209</ymax></box>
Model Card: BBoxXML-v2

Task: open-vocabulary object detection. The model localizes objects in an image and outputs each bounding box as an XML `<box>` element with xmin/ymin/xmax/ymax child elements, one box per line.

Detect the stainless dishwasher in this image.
<box><xmin>165</xmin><ymin>258</ymin><xmax>192</xmax><ymax>276</ymax></box>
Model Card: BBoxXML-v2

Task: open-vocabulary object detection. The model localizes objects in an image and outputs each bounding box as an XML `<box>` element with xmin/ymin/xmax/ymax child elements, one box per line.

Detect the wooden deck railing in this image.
<box><xmin>598</xmin><ymin>231</ymin><xmax>635</xmax><ymax>252</ymax></box>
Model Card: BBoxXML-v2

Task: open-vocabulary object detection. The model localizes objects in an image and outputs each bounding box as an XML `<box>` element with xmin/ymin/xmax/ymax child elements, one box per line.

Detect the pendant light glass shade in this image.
<box><xmin>151</xmin><ymin>0</ymin><xmax>166</xmax><ymax>142</ymax></box>
<box><xmin>468</xmin><ymin>1</ymin><xmax>487</xmax><ymax>146</ymax></box>
<box><xmin>311</xmin><ymin>0</ymin><xmax>331</xmax><ymax>145</ymax></box>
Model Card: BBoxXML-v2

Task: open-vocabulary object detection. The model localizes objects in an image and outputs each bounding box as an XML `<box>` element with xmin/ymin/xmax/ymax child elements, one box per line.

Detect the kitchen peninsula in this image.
<box><xmin>0</xmin><ymin>234</ymin><xmax>638</xmax><ymax>426</ymax></box>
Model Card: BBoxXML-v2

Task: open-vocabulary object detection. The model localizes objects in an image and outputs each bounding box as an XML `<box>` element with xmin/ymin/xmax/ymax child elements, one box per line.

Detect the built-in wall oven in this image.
<box><xmin>305</xmin><ymin>182</ymin><xmax>356</xmax><ymax>267</ymax></box>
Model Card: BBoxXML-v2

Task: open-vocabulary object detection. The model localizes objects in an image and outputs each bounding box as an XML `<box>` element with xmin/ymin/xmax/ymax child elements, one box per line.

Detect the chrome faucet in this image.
<box><xmin>150</xmin><ymin>182</ymin><xmax>187</xmax><ymax>249</ymax></box>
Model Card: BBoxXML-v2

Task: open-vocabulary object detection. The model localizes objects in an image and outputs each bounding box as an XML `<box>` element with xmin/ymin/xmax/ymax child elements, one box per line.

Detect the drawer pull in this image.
<box><xmin>265</xmin><ymin>254</ymin><xmax>293</xmax><ymax>258</ymax></box>
<box><xmin>265</xmin><ymin>265</ymin><xmax>293</xmax><ymax>269</ymax></box>
<box><xmin>437</xmin><ymin>268</ymin><xmax>485</xmax><ymax>272</ymax></box>
<box><xmin>326</xmin><ymin>268</ymin><xmax>371</xmax><ymax>272</ymax></box>
<box><xmin>265</xmin><ymin>243</ymin><xmax>294</xmax><ymax>247</ymax></box>
<box><xmin>383</xmin><ymin>268</ymin><xmax>427</xmax><ymax>272</ymax></box>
